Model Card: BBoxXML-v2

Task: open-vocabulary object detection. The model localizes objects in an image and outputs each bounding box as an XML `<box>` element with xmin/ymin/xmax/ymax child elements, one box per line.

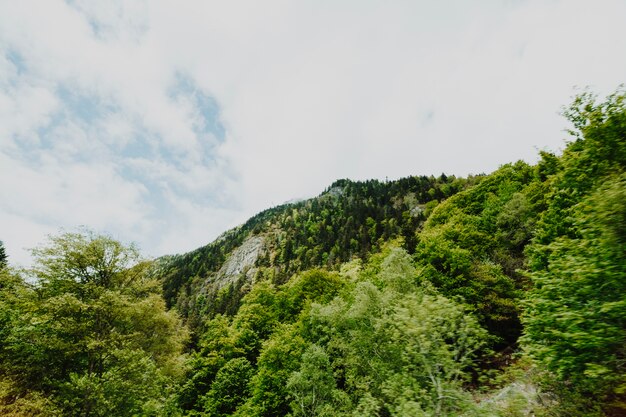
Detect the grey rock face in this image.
<box><xmin>214</xmin><ymin>235</ymin><xmax>265</xmax><ymax>287</ymax></box>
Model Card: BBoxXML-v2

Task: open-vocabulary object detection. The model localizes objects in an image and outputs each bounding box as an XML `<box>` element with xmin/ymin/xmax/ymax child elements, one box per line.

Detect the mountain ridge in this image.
<box><xmin>152</xmin><ymin>174</ymin><xmax>479</xmax><ymax>323</ymax></box>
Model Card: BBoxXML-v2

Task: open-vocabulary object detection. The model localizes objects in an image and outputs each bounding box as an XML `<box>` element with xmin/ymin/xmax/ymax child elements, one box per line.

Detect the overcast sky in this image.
<box><xmin>1</xmin><ymin>0</ymin><xmax>625</xmax><ymax>265</ymax></box>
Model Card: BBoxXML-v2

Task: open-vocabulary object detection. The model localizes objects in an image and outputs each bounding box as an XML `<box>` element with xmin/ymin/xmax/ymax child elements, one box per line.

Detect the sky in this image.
<box><xmin>1</xmin><ymin>0</ymin><xmax>625</xmax><ymax>265</ymax></box>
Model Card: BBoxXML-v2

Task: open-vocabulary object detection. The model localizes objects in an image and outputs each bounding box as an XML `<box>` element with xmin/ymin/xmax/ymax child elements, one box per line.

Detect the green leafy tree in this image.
<box><xmin>287</xmin><ymin>345</ymin><xmax>347</xmax><ymax>417</ymax></box>
<box><xmin>523</xmin><ymin>174</ymin><xmax>626</xmax><ymax>406</ymax></box>
<box><xmin>202</xmin><ymin>357</ymin><xmax>254</xmax><ymax>417</ymax></box>
<box><xmin>0</xmin><ymin>231</ymin><xmax>187</xmax><ymax>416</ymax></box>
<box><xmin>414</xmin><ymin>163</ymin><xmax>537</xmax><ymax>347</ymax></box>
<box><xmin>307</xmin><ymin>247</ymin><xmax>488</xmax><ymax>416</ymax></box>
<box><xmin>178</xmin><ymin>314</ymin><xmax>242</xmax><ymax>412</ymax></box>
<box><xmin>277</xmin><ymin>269</ymin><xmax>344</xmax><ymax>320</ymax></box>
<box><xmin>0</xmin><ymin>267</ymin><xmax>62</xmax><ymax>416</ymax></box>
<box><xmin>244</xmin><ymin>325</ymin><xmax>308</xmax><ymax>417</ymax></box>
<box><xmin>523</xmin><ymin>89</ymin><xmax>626</xmax><ymax>413</ymax></box>
<box><xmin>232</xmin><ymin>281</ymin><xmax>280</xmax><ymax>362</ymax></box>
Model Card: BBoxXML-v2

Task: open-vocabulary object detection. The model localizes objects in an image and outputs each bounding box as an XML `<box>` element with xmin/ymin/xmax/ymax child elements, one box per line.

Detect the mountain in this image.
<box><xmin>3</xmin><ymin>90</ymin><xmax>621</xmax><ymax>416</ymax></box>
<box><xmin>152</xmin><ymin>174</ymin><xmax>480</xmax><ymax>324</ymax></box>
<box><xmin>160</xmin><ymin>90</ymin><xmax>626</xmax><ymax>417</ymax></box>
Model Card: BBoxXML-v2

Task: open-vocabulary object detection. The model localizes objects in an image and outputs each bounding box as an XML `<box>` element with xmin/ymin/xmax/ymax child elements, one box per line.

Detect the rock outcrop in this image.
<box><xmin>213</xmin><ymin>235</ymin><xmax>265</xmax><ymax>288</ymax></box>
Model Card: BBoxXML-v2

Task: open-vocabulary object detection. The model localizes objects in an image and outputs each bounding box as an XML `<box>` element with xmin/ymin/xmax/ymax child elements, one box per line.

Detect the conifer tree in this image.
<box><xmin>0</xmin><ymin>241</ymin><xmax>7</xmax><ymax>269</ymax></box>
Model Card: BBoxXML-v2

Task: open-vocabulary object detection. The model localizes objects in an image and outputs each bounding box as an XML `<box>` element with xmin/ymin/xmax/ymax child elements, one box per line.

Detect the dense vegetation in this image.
<box><xmin>0</xmin><ymin>234</ymin><xmax>188</xmax><ymax>416</ymax></box>
<box><xmin>0</xmin><ymin>89</ymin><xmax>624</xmax><ymax>416</ymax></box>
<box><xmin>155</xmin><ymin>173</ymin><xmax>479</xmax><ymax>333</ymax></box>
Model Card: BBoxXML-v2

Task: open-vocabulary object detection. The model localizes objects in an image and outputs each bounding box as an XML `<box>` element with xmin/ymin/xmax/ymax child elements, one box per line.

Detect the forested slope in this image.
<box><xmin>168</xmin><ymin>89</ymin><xmax>625</xmax><ymax>416</ymax></box>
<box><xmin>154</xmin><ymin>174</ymin><xmax>479</xmax><ymax>329</ymax></box>
<box><xmin>0</xmin><ymin>89</ymin><xmax>624</xmax><ymax>416</ymax></box>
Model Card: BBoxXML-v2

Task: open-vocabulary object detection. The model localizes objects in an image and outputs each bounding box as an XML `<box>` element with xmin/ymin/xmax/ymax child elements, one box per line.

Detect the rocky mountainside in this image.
<box><xmin>152</xmin><ymin>174</ymin><xmax>478</xmax><ymax>323</ymax></box>
<box><xmin>3</xmin><ymin>90</ymin><xmax>623</xmax><ymax>417</ymax></box>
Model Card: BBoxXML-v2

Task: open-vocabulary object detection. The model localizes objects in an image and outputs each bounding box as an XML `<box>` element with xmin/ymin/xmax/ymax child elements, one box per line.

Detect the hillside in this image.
<box><xmin>165</xmin><ymin>90</ymin><xmax>626</xmax><ymax>416</ymax></box>
<box><xmin>0</xmin><ymin>89</ymin><xmax>624</xmax><ymax>416</ymax></box>
<box><xmin>153</xmin><ymin>174</ymin><xmax>480</xmax><ymax>324</ymax></box>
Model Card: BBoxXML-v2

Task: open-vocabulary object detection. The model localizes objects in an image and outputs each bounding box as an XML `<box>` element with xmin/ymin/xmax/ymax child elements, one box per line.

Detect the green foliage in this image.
<box><xmin>523</xmin><ymin>174</ymin><xmax>626</xmax><ymax>399</ymax></box>
<box><xmin>177</xmin><ymin>315</ymin><xmax>241</xmax><ymax>412</ymax></box>
<box><xmin>177</xmin><ymin>246</ymin><xmax>489</xmax><ymax>416</ymax></box>
<box><xmin>0</xmin><ymin>231</ymin><xmax>187</xmax><ymax>416</ymax></box>
<box><xmin>0</xmin><ymin>376</ymin><xmax>61</xmax><ymax>417</ymax></box>
<box><xmin>154</xmin><ymin>174</ymin><xmax>476</xmax><ymax>323</ymax></box>
<box><xmin>523</xmin><ymin>89</ymin><xmax>626</xmax><ymax>413</ymax></box>
<box><xmin>277</xmin><ymin>269</ymin><xmax>344</xmax><ymax>320</ymax></box>
<box><xmin>302</xmin><ymin>247</ymin><xmax>488</xmax><ymax>416</ymax></box>
<box><xmin>245</xmin><ymin>325</ymin><xmax>308</xmax><ymax>417</ymax></box>
<box><xmin>0</xmin><ymin>241</ymin><xmax>7</xmax><ymax>270</ymax></box>
<box><xmin>202</xmin><ymin>357</ymin><xmax>254</xmax><ymax>417</ymax></box>
<box><xmin>232</xmin><ymin>282</ymin><xmax>281</xmax><ymax>361</ymax></box>
<box><xmin>287</xmin><ymin>345</ymin><xmax>347</xmax><ymax>417</ymax></box>
<box><xmin>530</xmin><ymin>87</ymin><xmax>626</xmax><ymax>268</ymax></box>
<box><xmin>415</xmin><ymin>162</ymin><xmax>538</xmax><ymax>347</ymax></box>
<box><xmin>59</xmin><ymin>349</ymin><xmax>170</xmax><ymax>417</ymax></box>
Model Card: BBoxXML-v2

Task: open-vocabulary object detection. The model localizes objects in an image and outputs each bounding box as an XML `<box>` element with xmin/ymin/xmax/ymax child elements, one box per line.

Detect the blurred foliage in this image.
<box><xmin>523</xmin><ymin>88</ymin><xmax>626</xmax><ymax>414</ymax></box>
<box><xmin>415</xmin><ymin>161</ymin><xmax>541</xmax><ymax>347</ymax></box>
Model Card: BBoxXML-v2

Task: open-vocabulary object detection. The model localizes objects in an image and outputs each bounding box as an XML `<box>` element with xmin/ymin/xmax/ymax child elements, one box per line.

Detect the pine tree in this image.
<box><xmin>0</xmin><ymin>241</ymin><xmax>7</xmax><ymax>269</ymax></box>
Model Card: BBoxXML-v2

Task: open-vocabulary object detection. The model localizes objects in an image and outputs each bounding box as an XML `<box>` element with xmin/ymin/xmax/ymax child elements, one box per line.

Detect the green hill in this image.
<box><xmin>153</xmin><ymin>174</ymin><xmax>479</xmax><ymax>325</ymax></box>
<box><xmin>165</xmin><ymin>89</ymin><xmax>626</xmax><ymax>416</ymax></box>
<box><xmin>1</xmin><ymin>89</ymin><xmax>624</xmax><ymax>416</ymax></box>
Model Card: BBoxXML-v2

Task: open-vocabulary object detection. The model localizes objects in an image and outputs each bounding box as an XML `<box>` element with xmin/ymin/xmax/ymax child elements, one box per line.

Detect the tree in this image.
<box><xmin>244</xmin><ymin>325</ymin><xmax>308</xmax><ymax>417</ymax></box>
<box><xmin>0</xmin><ymin>231</ymin><xmax>187</xmax><ymax>416</ymax></box>
<box><xmin>523</xmin><ymin>174</ymin><xmax>626</xmax><ymax>405</ymax></box>
<box><xmin>414</xmin><ymin>163</ymin><xmax>538</xmax><ymax>347</ymax></box>
<box><xmin>523</xmin><ymin>89</ymin><xmax>626</xmax><ymax>413</ymax></box>
<box><xmin>0</xmin><ymin>241</ymin><xmax>7</xmax><ymax>269</ymax></box>
<box><xmin>306</xmin><ymin>247</ymin><xmax>488</xmax><ymax>416</ymax></box>
<box><xmin>287</xmin><ymin>345</ymin><xmax>344</xmax><ymax>417</ymax></box>
<box><xmin>202</xmin><ymin>357</ymin><xmax>254</xmax><ymax>417</ymax></box>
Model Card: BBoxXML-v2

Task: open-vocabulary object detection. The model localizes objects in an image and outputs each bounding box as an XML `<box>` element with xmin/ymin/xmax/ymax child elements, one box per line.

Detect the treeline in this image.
<box><xmin>522</xmin><ymin>90</ymin><xmax>626</xmax><ymax>414</ymax></box>
<box><xmin>260</xmin><ymin>175</ymin><xmax>476</xmax><ymax>275</ymax></box>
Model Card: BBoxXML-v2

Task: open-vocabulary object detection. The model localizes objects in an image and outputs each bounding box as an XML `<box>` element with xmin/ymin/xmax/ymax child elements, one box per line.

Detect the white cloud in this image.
<box><xmin>1</xmin><ymin>0</ymin><xmax>625</xmax><ymax>265</ymax></box>
<box><xmin>0</xmin><ymin>81</ymin><xmax>59</xmax><ymax>149</ymax></box>
<box><xmin>0</xmin><ymin>148</ymin><xmax>149</xmax><ymax>262</ymax></box>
